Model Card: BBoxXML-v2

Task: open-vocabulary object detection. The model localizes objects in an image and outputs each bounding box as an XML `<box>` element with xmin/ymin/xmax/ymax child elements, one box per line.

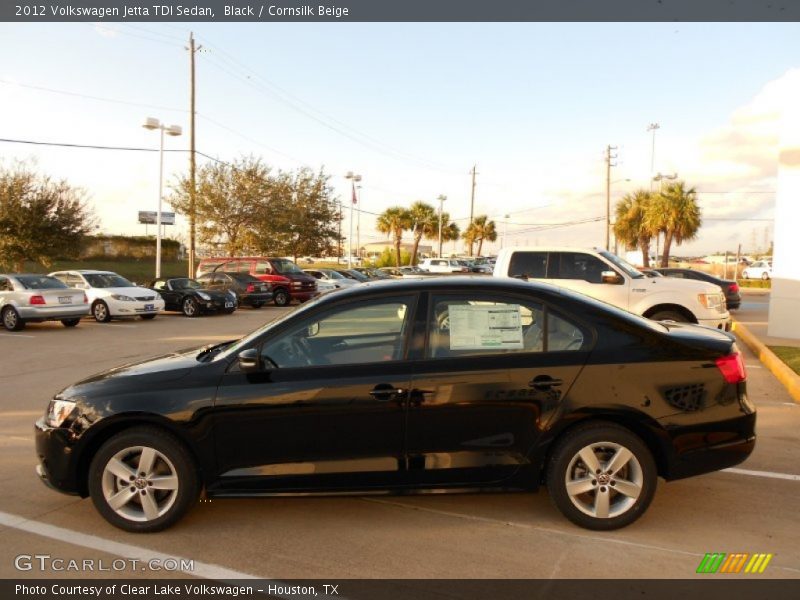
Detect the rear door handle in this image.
<box><xmin>528</xmin><ymin>376</ymin><xmax>563</xmax><ymax>391</ymax></box>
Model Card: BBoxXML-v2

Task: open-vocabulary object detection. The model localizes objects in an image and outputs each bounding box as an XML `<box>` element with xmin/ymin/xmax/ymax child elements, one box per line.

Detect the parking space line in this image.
<box><xmin>0</xmin><ymin>333</ymin><xmax>36</xmax><ymax>338</ymax></box>
<box><xmin>0</xmin><ymin>510</ymin><xmax>258</xmax><ymax>580</ymax></box>
<box><xmin>361</xmin><ymin>498</ymin><xmax>800</xmax><ymax>573</ymax></box>
<box><xmin>722</xmin><ymin>467</ymin><xmax>800</xmax><ymax>482</ymax></box>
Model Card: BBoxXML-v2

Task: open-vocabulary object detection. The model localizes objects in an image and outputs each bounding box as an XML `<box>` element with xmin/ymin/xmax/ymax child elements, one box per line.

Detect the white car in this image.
<box><xmin>741</xmin><ymin>260</ymin><xmax>772</xmax><ymax>280</ymax></box>
<box><xmin>304</xmin><ymin>269</ymin><xmax>360</xmax><ymax>289</ymax></box>
<box><xmin>419</xmin><ymin>258</ymin><xmax>470</xmax><ymax>273</ymax></box>
<box><xmin>493</xmin><ymin>247</ymin><xmax>731</xmax><ymax>331</ymax></box>
<box><xmin>49</xmin><ymin>270</ymin><xmax>165</xmax><ymax>322</ymax></box>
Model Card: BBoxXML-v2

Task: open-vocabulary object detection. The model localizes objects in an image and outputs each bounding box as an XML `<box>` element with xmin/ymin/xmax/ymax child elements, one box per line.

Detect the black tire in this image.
<box><xmin>273</xmin><ymin>289</ymin><xmax>290</xmax><ymax>307</ymax></box>
<box><xmin>546</xmin><ymin>422</ymin><xmax>657</xmax><ymax>531</ymax></box>
<box><xmin>761</xmin><ymin>272</ymin><xmax>769</xmax><ymax>281</ymax></box>
<box><xmin>88</xmin><ymin>427</ymin><xmax>199</xmax><ymax>533</ymax></box>
<box><xmin>222</xmin><ymin>307</ymin><xmax>236</xmax><ymax>315</ymax></box>
<box><xmin>140</xmin><ymin>314</ymin><xmax>157</xmax><ymax>320</ymax></box>
<box><xmin>250</xmin><ymin>302</ymin><xmax>264</xmax><ymax>310</ymax></box>
<box><xmin>182</xmin><ymin>297</ymin><xmax>199</xmax><ymax>318</ymax></box>
<box><xmin>61</xmin><ymin>318</ymin><xmax>81</xmax><ymax>328</ymax></box>
<box><xmin>648</xmin><ymin>310</ymin><xmax>688</xmax><ymax>323</ymax></box>
<box><xmin>2</xmin><ymin>306</ymin><xmax>25</xmax><ymax>331</ymax></box>
<box><xmin>742</xmin><ymin>272</ymin><xmax>749</xmax><ymax>279</ymax></box>
<box><xmin>92</xmin><ymin>300</ymin><xmax>112</xmax><ymax>323</ymax></box>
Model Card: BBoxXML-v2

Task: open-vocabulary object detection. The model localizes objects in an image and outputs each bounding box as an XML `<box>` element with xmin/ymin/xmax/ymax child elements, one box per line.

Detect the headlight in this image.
<box><xmin>46</xmin><ymin>399</ymin><xmax>76</xmax><ymax>428</ymax></box>
<box><xmin>197</xmin><ymin>292</ymin><xmax>211</xmax><ymax>300</ymax></box>
<box><xmin>111</xmin><ymin>294</ymin><xmax>134</xmax><ymax>301</ymax></box>
<box><xmin>698</xmin><ymin>293</ymin><xmax>723</xmax><ymax>310</ymax></box>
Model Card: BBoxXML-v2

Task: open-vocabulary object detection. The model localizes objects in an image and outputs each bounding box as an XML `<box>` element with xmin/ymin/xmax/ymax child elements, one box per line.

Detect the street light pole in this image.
<box><xmin>437</xmin><ymin>194</ymin><xmax>447</xmax><ymax>258</ymax></box>
<box><xmin>647</xmin><ymin>122</ymin><xmax>660</xmax><ymax>191</ymax></box>
<box><xmin>345</xmin><ymin>171</ymin><xmax>361</xmax><ymax>268</ymax></box>
<box><xmin>143</xmin><ymin>118</ymin><xmax>182</xmax><ymax>279</ymax></box>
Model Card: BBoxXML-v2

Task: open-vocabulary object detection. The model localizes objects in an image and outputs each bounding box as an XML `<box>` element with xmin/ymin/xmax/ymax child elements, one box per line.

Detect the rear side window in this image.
<box><xmin>0</xmin><ymin>277</ymin><xmax>11</xmax><ymax>292</ymax></box>
<box><xmin>508</xmin><ymin>252</ymin><xmax>547</xmax><ymax>279</ymax></box>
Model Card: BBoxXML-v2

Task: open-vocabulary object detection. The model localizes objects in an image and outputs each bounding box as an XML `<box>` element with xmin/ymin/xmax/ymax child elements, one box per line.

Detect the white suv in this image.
<box><xmin>49</xmin><ymin>270</ymin><xmax>165</xmax><ymax>323</ymax></box>
<box><xmin>493</xmin><ymin>247</ymin><xmax>731</xmax><ymax>331</ymax></box>
<box><xmin>419</xmin><ymin>258</ymin><xmax>469</xmax><ymax>273</ymax></box>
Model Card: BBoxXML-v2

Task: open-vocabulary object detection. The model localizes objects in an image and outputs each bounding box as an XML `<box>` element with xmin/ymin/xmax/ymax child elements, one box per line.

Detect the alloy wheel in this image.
<box><xmin>564</xmin><ymin>441</ymin><xmax>643</xmax><ymax>519</ymax></box>
<box><xmin>101</xmin><ymin>446</ymin><xmax>179</xmax><ymax>523</ymax></box>
<box><xmin>3</xmin><ymin>308</ymin><xmax>18</xmax><ymax>330</ymax></box>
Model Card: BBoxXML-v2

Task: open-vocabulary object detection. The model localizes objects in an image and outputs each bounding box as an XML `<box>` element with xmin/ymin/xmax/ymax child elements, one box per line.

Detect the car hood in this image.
<box><xmin>57</xmin><ymin>347</ymin><xmax>203</xmax><ymax>398</ymax></box>
<box><xmin>637</xmin><ymin>277</ymin><xmax>721</xmax><ymax>295</ymax></box>
<box><xmin>92</xmin><ymin>286</ymin><xmax>159</xmax><ymax>297</ymax></box>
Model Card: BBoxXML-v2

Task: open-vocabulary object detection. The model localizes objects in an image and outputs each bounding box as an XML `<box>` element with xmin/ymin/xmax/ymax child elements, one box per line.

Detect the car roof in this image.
<box><xmin>324</xmin><ymin>275</ymin><xmax>564</xmax><ymax>298</ymax></box>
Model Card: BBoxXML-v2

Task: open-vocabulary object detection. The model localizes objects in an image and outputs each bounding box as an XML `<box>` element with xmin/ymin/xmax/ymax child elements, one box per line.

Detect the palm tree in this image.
<box><xmin>440</xmin><ymin>220</ymin><xmax>461</xmax><ymax>255</ymax></box>
<box><xmin>376</xmin><ymin>206</ymin><xmax>411</xmax><ymax>266</ymax></box>
<box><xmin>462</xmin><ymin>215</ymin><xmax>497</xmax><ymax>257</ymax></box>
<box><xmin>646</xmin><ymin>181</ymin><xmax>702</xmax><ymax>267</ymax></box>
<box><xmin>613</xmin><ymin>190</ymin><xmax>655</xmax><ymax>268</ymax></box>
<box><xmin>408</xmin><ymin>201</ymin><xmax>437</xmax><ymax>265</ymax></box>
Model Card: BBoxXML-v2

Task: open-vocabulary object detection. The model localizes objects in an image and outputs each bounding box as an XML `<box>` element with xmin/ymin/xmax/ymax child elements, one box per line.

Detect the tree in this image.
<box><xmin>439</xmin><ymin>218</ymin><xmax>461</xmax><ymax>256</ymax></box>
<box><xmin>0</xmin><ymin>162</ymin><xmax>95</xmax><ymax>271</ymax></box>
<box><xmin>646</xmin><ymin>181</ymin><xmax>702</xmax><ymax>267</ymax></box>
<box><xmin>170</xmin><ymin>155</ymin><xmax>271</xmax><ymax>255</ymax></box>
<box><xmin>462</xmin><ymin>215</ymin><xmax>497</xmax><ymax>257</ymax></box>
<box><xmin>407</xmin><ymin>201</ymin><xmax>437</xmax><ymax>265</ymax></box>
<box><xmin>376</xmin><ymin>207</ymin><xmax>411</xmax><ymax>266</ymax></box>
<box><xmin>613</xmin><ymin>190</ymin><xmax>654</xmax><ymax>268</ymax></box>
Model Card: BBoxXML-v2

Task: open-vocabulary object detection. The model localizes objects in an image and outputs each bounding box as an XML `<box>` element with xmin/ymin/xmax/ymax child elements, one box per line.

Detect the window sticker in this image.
<box><xmin>449</xmin><ymin>304</ymin><xmax>524</xmax><ymax>350</ymax></box>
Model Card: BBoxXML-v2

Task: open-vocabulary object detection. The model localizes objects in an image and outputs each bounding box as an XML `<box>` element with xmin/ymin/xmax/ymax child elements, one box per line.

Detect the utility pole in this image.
<box><xmin>647</xmin><ymin>122</ymin><xmax>660</xmax><ymax>191</ymax></box>
<box><xmin>187</xmin><ymin>32</ymin><xmax>201</xmax><ymax>277</ymax></box>
<box><xmin>605</xmin><ymin>144</ymin><xmax>617</xmax><ymax>251</ymax></box>
<box><xmin>468</xmin><ymin>164</ymin><xmax>478</xmax><ymax>256</ymax></box>
<box><xmin>437</xmin><ymin>194</ymin><xmax>447</xmax><ymax>258</ymax></box>
<box><xmin>337</xmin><ymin>200</ymin><xmax>343</xmax><ymax>259</ymax></box>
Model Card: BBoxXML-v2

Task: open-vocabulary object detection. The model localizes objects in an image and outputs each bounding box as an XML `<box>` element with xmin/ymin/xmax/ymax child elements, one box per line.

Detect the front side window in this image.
<box><xmin>255</xmin><ymin>261</ymin><xmax>272</xmax><ymax>274</ymax></box>
<box><xmin>271</xmin><ymin>259</ymin><xmax>302</xmax><ymax>274</ymax></box>
<box><xmin>152</xmin><ymin>280</ymin><xmax>167</xmax><ymax>290</ymax></box>
<box><xmin>427</xmin><ymin>293</ymin><xmax>587</xmax><ymax>358</ymax></box>
<box><xmin>260</xmin><ymin>296</ymin><xmax>415</xmax><ymax>368</ymax></box>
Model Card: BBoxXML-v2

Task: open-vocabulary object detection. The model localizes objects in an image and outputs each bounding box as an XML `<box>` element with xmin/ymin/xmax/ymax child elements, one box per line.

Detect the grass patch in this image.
<box><xmin>737</xmin><ymin>279</ymin><xmax>771</xmax><ymax>289</ymax></box>
<box><xmin>23</xmin><ymin>259</ymin><xmax>189</xmax><ymax>284</ymax></box>
<box><xmin>769</xmin><ymin>346</ymin><xmax>800</xmax><ymax>376</ymax></box>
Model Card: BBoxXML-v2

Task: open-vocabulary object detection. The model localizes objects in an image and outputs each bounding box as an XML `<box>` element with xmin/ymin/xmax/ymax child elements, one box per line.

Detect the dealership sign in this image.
<box><xmin>138</xmin><ymin>211</ymin><xmax>175</xmax><ymax>225</ymax></box>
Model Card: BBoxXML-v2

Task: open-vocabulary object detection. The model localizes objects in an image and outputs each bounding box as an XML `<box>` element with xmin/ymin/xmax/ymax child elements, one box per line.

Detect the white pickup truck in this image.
<box><xmin>493</xmin><ymin>247</ymin><xmax>731</xmax><ymax>331</ymax></box>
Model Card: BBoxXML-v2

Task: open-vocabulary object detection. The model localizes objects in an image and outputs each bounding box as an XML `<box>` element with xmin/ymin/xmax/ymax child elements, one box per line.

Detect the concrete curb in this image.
<box><xmin>734</xmin><ymin>321</ymin><xmax>800</xmax><ymax>404</ymax></box>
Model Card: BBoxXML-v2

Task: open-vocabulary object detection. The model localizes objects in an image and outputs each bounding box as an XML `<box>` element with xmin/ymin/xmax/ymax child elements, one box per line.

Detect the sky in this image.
<box><xmin>1</xmin><ymin>22</ymin><xmax>798</xmax><ymax>256</ymax></box>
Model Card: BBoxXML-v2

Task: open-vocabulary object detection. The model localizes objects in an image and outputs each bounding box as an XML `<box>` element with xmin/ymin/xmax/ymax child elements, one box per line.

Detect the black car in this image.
<box><xmin>655</xmin><ymin>268</ymin><xmax>741</xmax><ymax>310</ymax></box>
<box><xmin>35</xmin><ymin>277</ymin><xmax>754</xmax><ymax>533</ymax></box>
<box><xmin>149</xmin><ymin>278</ymin><xmax>236</xmax><ymax>317</ymax></box>
<box><xmin>196</xmin><ymin>272</ymin><xmax>273</xmax><ymax>308</ymax></box>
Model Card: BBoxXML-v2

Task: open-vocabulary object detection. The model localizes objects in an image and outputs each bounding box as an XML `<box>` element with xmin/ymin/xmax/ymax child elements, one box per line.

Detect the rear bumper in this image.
<box><xmin>662</xmin><ymin>411</ymin><xmax>756</xmax><ymax>481</ymax></box>
<box><xmin>240</xmin><ymin>292</ymin><xmax>274</xmax><ymax>306</ymax></box>
<box><xmin>17</xmin><ymin>305</ymin><xmax>90</xmax><ymax>320</ymax></box>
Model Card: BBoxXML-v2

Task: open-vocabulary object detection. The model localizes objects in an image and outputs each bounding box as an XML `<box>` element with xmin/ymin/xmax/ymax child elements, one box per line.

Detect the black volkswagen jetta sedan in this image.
<box><xmin>35</xmin><ymin>277</ymin><xmax>755</xmax><ymax>533</ymax></box>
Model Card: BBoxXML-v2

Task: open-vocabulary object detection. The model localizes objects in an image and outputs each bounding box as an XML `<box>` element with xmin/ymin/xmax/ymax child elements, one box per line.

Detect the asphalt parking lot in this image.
<box><xmin>1</xmin><ymin>293</ymin><xmax>798</xmax><ymax>580</ymax></box>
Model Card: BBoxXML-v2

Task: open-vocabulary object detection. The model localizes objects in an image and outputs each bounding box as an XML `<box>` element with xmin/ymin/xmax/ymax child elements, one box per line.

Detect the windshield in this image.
<box><xmin>599</xmin><ymin>251</ymin><xmax>644</xmax><ymax>279</ymax></box>
<box><xmin>84</xmin><ymin>273</ymin><xmax>134</xmax><ymax>288</ymax></box>
<box><xmin>272</xmin><ymin>259</ymin><xmax>302</xmax><ymax>274</ymax></box>
<box><xmin>325</xmin><ymin>270</ymin><xmax>346</xmax><ymax>280</ymax></box>
<box><xmin>16</xmin><ymin>275</ymin><xmax>68</xmax><ymax>290</ymax></box>
<box><xmin>171</xmin><ymin>278</ymin><xmax>202</xmax><ymax>290</ymax></box>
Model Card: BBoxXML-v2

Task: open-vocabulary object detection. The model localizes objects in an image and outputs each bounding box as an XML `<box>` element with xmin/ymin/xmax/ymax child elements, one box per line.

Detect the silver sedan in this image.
<box><xmin>0</xmin><ymin>274</ymin><xmax>90</xmax><ymax>331</ymax></box>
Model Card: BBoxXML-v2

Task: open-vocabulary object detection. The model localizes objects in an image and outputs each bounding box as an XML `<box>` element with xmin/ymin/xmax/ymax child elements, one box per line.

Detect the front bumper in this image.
<box><xmin>107</xmin><ymin>298</ymin><xmax>166</xmax><ymax>317</ymax></box>
<box><xmin>34</xmin><ymin>417</ymin><xmax>81</xmax><ymax>496</ymax></box>
<box><xmin>697</xmin><ymin>315</ymin><xmax>733</xmax><ymax>332</ymax></box>
<box><xmin>290</xmin><ymin>289</ymin><xmax>319</xmax><ymax>302</ymax></box>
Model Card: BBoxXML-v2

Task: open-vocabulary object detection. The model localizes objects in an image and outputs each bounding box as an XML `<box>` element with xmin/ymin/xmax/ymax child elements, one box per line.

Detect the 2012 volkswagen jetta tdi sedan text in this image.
<box><xmin>35</xmin><ymin>277</ymin><xmax>755</xmax><ymax>532</ymax></box>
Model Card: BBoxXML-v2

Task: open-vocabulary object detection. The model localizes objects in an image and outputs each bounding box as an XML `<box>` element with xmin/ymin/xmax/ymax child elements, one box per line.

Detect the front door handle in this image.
<box><xmin>369</xmin><ymin>384</ymin><xmax>406</xmax><ymax>401</ymax></box>
<box><xmin>528</xmin><ymin>376</ymin><xmax>563</xmax><ymax>391</ymax></box>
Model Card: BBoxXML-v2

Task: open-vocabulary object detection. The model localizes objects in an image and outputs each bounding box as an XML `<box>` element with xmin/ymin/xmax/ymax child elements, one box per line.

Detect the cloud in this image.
<box><xmin>92</xmin><ymin>23</ymin><xmax>118</xmax><ymax>38</ymax></box>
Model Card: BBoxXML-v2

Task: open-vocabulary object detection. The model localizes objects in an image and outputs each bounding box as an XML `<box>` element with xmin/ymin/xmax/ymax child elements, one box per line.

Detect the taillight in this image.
<box><xmin>716</xmin><ymin>352</ymin><xmax>746</xmax><ymax>384</ymax></box>
<box><xmin>83</xmin><ymin>293</ymin><xmax>88</xmax><ymax>304</ymax></box>
<box><xmin>246</xmin><ymin>284</ymin><xmax>255</xmax><ymax>292</ymax></box>
<box><xmin>30</xmin><ymin>295</ymin><xmax>46</xmax><ymax>305</ymax></box>
<box><xmin>729</xmin><ymin>283</ymin><xmax>740</xmax><ymax>294</ymax></box>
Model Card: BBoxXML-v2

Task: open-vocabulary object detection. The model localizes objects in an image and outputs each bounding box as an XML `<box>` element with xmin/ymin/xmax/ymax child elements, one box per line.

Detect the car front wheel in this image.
<box><xmin>88</xmin><ymin>427</ymin><xmax>199</xmax><ymax>533</ymax></box>
<box><xmin>546</xmin><ymin>422</ymin><xmax>657</xmax><ymax>530</ymax></box>
<box><xmin>273</xmin><ymin>289</ymin><xmax>290</xmax><ymax>307</ymax></box>
<box><xmin>92</xmin><ymin>301</ymin><xmax>112</xmax><ymax>323</ymax></box>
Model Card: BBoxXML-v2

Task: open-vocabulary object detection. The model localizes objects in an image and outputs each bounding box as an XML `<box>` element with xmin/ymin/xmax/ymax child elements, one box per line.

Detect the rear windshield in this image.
<box><xmin>15</xmin><ymin>275</ymin><xmax>68</xmax><ymax>290</ymax></box>
<box><xmin>84</xmin><ymin>273</ymin><xmax>133</xmax><ymax>288</ymax></box>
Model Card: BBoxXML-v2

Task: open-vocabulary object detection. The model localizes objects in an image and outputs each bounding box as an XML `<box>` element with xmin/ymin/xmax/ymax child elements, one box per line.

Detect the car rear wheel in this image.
<box><xmin>546</xmin><ymin>422</ymin><xmax>656</xmax><ymax>530</ymax></box>
<box><xmin>182</xmin><ymin>297</ymin><xmax>198</xmax><ymax>317</ymax></box>
<box><xmin>92</xmin><ymin>301</ymin><xmax>111</xmax><ymax>323</ymax></box>
<box><xmin>88</xmin><ymin>427</ymin><xmax>199</xmax><ymax>533</ymax></box>
<box><xmin>61</xmin><ymin>318</ymin><xmax>81</xmax><ymax>327</ymax></box>
<box><xmin>273</xmin><ymin>289</ymin><xmax>290</xmax><ymax>307</ymax></box>
<box><xmin>2</xmin><ymin>306</ymin><xmax>25</xmax><ymax>331</ymax></box>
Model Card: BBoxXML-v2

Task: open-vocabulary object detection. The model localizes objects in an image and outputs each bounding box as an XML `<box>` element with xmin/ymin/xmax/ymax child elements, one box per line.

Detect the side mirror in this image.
<box><xmin>307</xmin><ymin>322</ymin><xmax>320</xmax><ymax>337</ymax></box>
<box><xmin>601</xmin><ymin>270</ymin><xmax>624</xmax><ymax>285</ymax></box>
<box><xmin>238</xmin><ymin>348</ymin><xmax>261</xmax><ymax>372</ymax></box>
